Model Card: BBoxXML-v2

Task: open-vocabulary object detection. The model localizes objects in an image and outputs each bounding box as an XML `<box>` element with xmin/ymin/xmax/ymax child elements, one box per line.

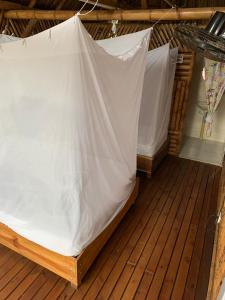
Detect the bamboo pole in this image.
<box><xmin>4</xmin><ymin>7</ymin><xmax>225</xmax><ymax>21</ymax></box>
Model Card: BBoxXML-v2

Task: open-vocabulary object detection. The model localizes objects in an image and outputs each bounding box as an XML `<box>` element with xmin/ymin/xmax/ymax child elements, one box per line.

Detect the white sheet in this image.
<box><xmin>138</xmin><ymin>44</ymin><xmax>178</xmax><ymax>157</ymax></box>
<box><xmin>0</xmin><ymin>16</ymin><xmax>150</xmax><ymax>256</ymax></box>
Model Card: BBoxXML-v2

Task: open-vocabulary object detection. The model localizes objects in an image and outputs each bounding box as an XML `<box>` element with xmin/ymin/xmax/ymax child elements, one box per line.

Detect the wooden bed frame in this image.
<box><xmin>0</xmin><ymin>178</ymin><xmax>139</xmax><ymax>288</ymax></box>
<box><xmin>137</xmin><ymin>139</ymin><xmax>169</xmax><ymax>176</ymax></box>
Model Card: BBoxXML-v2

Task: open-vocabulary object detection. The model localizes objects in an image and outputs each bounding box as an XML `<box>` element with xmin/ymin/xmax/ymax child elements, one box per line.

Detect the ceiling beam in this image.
<box><xmin>0</xmin><ymin>0</ymin><xmax>27</xmax><ymax>10</ymax></box>
<box><xmin>4</xmin><ymin>7</ymin><xmax>225</xmax><ymax>21</ymax></box>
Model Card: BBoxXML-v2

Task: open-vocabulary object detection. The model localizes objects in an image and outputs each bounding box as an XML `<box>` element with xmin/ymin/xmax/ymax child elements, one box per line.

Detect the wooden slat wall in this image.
<box><xmin>169</xmin><ymin>52</ymin><xmax>195</xmax><ymax>155</ymax></box>
<box><xmin>85</xmin><ymin>22</ymin><xmax>195</xmax><ymax>156</ymax></box>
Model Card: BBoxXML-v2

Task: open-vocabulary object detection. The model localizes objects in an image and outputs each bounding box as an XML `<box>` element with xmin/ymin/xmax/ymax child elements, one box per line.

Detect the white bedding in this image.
<box><xmin>138</xmin><ymin>44</ymin><xmax>178</xmax><ymax>157</ymax></box>
<box><xmin>0</xmin><ymin>17</ymin><xmax>150</xmax><ymax>256</ymax></box>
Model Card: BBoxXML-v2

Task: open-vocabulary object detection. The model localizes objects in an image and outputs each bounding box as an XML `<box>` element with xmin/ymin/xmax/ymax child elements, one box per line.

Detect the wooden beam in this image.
<box><xmin>141</xmin><ymin>0</ymin><xmax>148</xmax><ymax>9</ymax></box>
<box><xmin>4</xmin><ymin>7</ymin><xmax>225</xmax><ymax>21</ymax></box>
<box><xmin>28</xmin><ymin>0</ymin><xmax>37</xmax><ymax>8</ymax></box>
<box><xmin>56</xmin><ymin>0</ymin><xmax>67</xmax><ymax>10</ymax></box>
<box><xmin>100</xmin><ymin>0</ymin><xmax>118</xmax><ymax>6</ymax></box>
<box><xmin>0</xmin><ymin>0</ymin><xmax>27</xmax><ymax>10</ymax></box>
<box><xmin>0</xmin><ymin>9</ymin><xmax>4</xmax><ymax>30</ymax></box>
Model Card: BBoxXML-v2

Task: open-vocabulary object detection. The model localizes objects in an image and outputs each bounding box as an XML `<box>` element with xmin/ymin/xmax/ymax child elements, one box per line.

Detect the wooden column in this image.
<box><xmin>168</xmin><ymin>52</ymin><xmax>195</xmax><ymax>156</ymax></box>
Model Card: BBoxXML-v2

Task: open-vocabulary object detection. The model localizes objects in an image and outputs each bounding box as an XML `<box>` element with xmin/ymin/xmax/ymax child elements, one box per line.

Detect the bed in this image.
<box><xmin>137</xmin><ymin>44</ymin><xmax>178</xmax><ymax>176</ymax></box>
<box><xmin>0</xmin><ymin>17</ymin><xmax>150</xmax><ymax>287</ymax></box>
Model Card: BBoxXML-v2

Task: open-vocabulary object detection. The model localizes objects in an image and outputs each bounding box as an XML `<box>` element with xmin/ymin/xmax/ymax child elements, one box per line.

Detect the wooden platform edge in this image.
<box><xmin>0</xmin><ymin>178</ymin><xmax>140</xmax><ymax>288</ymax></box>
<box><xmin>137</xmin><ymin>139</ymin><xmax>168</xmax><ymax>176</ymax></box>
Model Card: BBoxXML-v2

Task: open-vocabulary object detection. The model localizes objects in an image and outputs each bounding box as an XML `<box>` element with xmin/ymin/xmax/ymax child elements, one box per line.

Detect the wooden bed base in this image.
<box><xmin>137</xmin><ymin>139</ymin><xmax>169</xmax><ymax>176</ymax></box>
<box><xmin>0</xmin><ymin>178</ymin><xmax>139</xmax><ymax>288</ymax></box>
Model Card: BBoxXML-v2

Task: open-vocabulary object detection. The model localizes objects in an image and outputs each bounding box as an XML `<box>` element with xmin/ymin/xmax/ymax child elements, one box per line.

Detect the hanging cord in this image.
<box><xmin>152</xmin><ymin>6</ymin><xmax>176</xmax><ymax>28</ymax></box>
<box><xmin>77</xmin><ymin>0</ymin><xmax>99</xmax><ymax>16</ymax></box>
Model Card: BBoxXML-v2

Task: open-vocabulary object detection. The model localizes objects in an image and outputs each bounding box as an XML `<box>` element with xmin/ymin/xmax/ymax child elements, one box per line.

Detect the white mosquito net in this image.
<box><xmin>0</xmin><ymin>16</ymin><xmax>151</xmax><ymax>256</ymax></box>
<box><xmin>138</xmin><ymin>44</ymin><xmax>178</xmax><ymax>157</ymax></box>
<box><xmin>0</xmin><ymin>34</ymin><xmax>19</xmax><ymax>43</ymax></box>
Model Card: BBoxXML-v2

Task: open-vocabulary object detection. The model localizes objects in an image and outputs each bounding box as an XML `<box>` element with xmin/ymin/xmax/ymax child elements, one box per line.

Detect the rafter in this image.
<box><xmin>141</xmin><ymin>0</ymin><xmax>148</xmax><ymax>9</ymax></box>
<box><xmin>28</xmin><ymin>0</ymin><xmax>37</xmax><ymax>8</ymax></box>
<box><xmin>0</xmin><ymin>1</ymin><xmax>27</xmax><ymax>10</ymax></box>
<box><xmin>100</xmin><ymin>0</ymin><xmax>118</xmax><ymax>6</ymax></box>
<box><xmin>0</xmin><ymin>9</ymin><xmax>4</xmax><ymax>30</ymax></box>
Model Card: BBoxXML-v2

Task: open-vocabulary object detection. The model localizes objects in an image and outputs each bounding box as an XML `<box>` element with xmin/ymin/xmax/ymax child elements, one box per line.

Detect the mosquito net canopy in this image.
<box><xmin>0</xmin><ymin>16</ymin><xmax>151</xmax><ymax>256</ymax></box>
<box><xmin>0</xmin><ymin>34</ymin><xmax>19</xmax><ymax>43</ymax></box>
<box><xmin>138</xmin><ymin>44</ymin><xmax>178</xmax><ymax>157</ymax></box>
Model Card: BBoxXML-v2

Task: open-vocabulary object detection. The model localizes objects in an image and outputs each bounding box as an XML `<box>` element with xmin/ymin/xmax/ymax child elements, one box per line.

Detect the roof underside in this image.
<box><xmin>3</xmin><ymin>0</ymin><xmax>225</xmax><ymax>10</ymax></box>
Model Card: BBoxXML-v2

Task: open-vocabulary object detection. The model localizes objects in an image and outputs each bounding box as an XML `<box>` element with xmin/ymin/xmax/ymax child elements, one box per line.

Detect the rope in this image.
<box><xmin>77</xmin><ymin>0</ymin><xmax>99</xmax><ymax>16</ymax></box>
<box><xmin>152</xmin><ymin>6</ymin><xmax>176</xmax><ymax>27</ymax></box>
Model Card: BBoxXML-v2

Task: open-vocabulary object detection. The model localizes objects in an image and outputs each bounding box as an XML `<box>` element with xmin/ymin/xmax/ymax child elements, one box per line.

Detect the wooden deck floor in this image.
<box><xmin>0</xmin><ymin>156</ymin><xmax>221</xmax><ymax>300</ymax></box>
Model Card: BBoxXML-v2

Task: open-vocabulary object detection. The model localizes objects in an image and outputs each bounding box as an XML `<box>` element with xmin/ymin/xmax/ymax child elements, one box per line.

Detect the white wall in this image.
<box><xmin>184</xmin><ymin>55</ymin><xmax>225</xmax><ymax>143</ymax></box>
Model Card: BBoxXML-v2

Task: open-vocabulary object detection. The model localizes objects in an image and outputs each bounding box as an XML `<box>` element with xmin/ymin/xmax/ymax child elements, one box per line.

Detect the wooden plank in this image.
<box><xmin>158</xmin><ymin>164</ymin><xmax>210</xmax><ymax>299</ymax></box>
<box><xmin>44</xmin><ymin>277</ymin><xmax>67</xmax><ymax>299</ymax></box>
<box><xmin>72</xmin><ymin>161</ymin><xmax>176</xmax><ymax>299</ymax></box>
<box><xmin>183</xmin><ymin>167</ymin><xmax>218</xmax><ymax>299</ymax></box>
<box><xmin>0</xmin><ymin>179</ymin><xmax>139</xmax><ymax>288</ymax></box>
<box><xmin>0</xmin><ymin>260</ymin><xmax>36</xmax><ymax>299</ymax></box>
<box><xmin>76</xmin><ymin>178</ymin><xmax>140</xmax><ymax>286</ymax></box>
<box><xmin>139</xmin><ymin>162</ymin><xmax>201</xmax><ymax>299</ymax></box>
<box><xmin>119</xmin><ymin>159</ymin><xmax>191</xmax><ymax>300</ymax></box>
<box><xmin>170</xmin><ymin>165</ymin><xmax>213</xmax><ymax>300</ymax></box>
<box><xmin>0</xmin><ymin>223</ymin><xmax>77</xmax><ymax>285</ymax></box>
<box><xmin>134</xmin><ymin>161</ymin><xmax>199</xmax><ymax>299</ymax></box>
<box><xmin>0</xmin><ymin>252</ymin><xmax>23</xmax><ymax>280</ymax></box>
<box><xmin>59</xmin><ymin>159</ymin><xmax>172</xmax><ymax>299</ymax></box>
<box><xmin>0</xmin><ymin>158</ymin><xmax>219</xmax><ymax>299</ymax></box>
<box><xmin>195</xmin><ymin>167</ymin><xmax>221</xmax><ymax>300</ymax></box>
<box><xmin>94</xmin><ymin>158</ymin><xmax>185</xmax><ymax>300</ymax></box>
<box><xmin>6</xmin><ymin>265</ymin><xmax>43</xmax><ymax>300</ymax></box>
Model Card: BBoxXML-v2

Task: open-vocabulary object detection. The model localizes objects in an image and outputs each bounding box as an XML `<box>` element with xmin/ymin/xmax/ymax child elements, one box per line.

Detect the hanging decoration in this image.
<box><xmin>201</xmin><ymin>58</ymin><xmax>225</xmax><ymax>137</ymax></box>
<box><xmin>108</xmin><ymin>20</ymin><xmax>118</xmax><ymax>38</ymax></box>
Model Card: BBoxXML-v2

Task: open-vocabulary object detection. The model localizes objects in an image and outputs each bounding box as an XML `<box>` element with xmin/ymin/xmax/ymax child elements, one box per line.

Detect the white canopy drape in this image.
<box><xmin>138</xmin><ymin>44</ymin><xmax>178</xmax><ymax>157</ymax></box>
<box><xmin>0</xmin><ymin>17</ymin><xmax>150</xmax><ymax>256</ymax></box>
